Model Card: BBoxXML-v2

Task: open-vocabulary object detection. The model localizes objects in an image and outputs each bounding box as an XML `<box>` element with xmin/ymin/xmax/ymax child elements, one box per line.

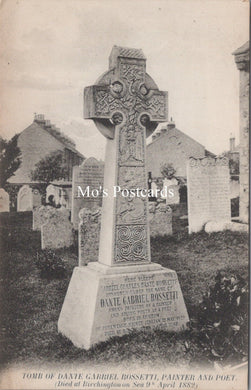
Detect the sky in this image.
<box><xmin>0</xmin><ymin>0</ymin><xmax>249</xmax><ymax>160</ymax></box>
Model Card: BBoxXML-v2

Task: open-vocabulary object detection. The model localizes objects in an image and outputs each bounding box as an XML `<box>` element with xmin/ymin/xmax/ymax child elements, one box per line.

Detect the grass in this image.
<box><xmin>0</xmin><ymin>212</ymin><xmax>249</xmax><ymax>370</ymax></box>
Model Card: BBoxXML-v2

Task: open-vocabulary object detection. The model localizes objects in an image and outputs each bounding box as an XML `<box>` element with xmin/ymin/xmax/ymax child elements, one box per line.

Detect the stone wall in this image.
<box><xmin>233</xmin><ymin>42</ymin><xmax>249</xmax><ymax>223</ymax></box>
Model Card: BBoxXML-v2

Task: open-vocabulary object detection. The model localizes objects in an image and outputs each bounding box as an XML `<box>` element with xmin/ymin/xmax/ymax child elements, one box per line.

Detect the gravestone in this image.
<box><xmin>32</xmin><ymin>205</ymin><xmax>54</xmax><ymax>231</ymax></box>
<box><xmin>58</xmin><ymin>46</ymin><xmax>188</xmax><ymax>348</ymax></box>
<box><xmin>0</xmin><ymin>189</ymin><xmax>9</xmax><ymax>212</ymax></box>
<box><xmin>79</xmin><ymin>207</ymin><xmax>102</xmax><ymax>265</ymax></box>
<box><xmin>162</xmin><ymin>178</ymin><xmax>180</xmax><ymax>205</ymax></box>
<box><xmin>41</xmin><ymin>208</ymin><xmax>74</xmax><ymax>249</ymax></box>
<box><xmin>46</xmin><ymin>184</ymin><xmax>60</xmax><ymax>206</ymax></box>
<box><xmin>17</xmin><ymin>185</ymin><xmax>33</xmax><ymax>211</ymax></box>
<box><xmin>71</xmin><ymin>158</ymin><xmax>104</xmax><ymax>229</ymax></box>
<box><xmin>187</xmin><ymin>156</ymin><xmax>231</xmax><ymax>233</ymax></box>
<box><xmin>148</xmin><ymin>203</ymin><xmax>172</xmax><ymax>236</ymax></box>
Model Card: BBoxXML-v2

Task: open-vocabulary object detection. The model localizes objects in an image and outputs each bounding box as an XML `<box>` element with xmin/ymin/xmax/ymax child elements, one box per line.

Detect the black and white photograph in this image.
<box><xmin>0</xmin><ymin>0</ymin><xmax>249</xmax><ymax>389</ymax></box>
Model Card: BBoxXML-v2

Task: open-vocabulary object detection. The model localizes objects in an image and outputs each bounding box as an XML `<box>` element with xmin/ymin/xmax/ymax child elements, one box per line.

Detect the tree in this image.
<box><xmin>0</xmin><ymin>134</ymin><xmax>21</xmax><ymax>188</ymax></box>
<box><xmin>30</xmin><ymin>150</ymin><xmax>67</xmax><ymax>184</ymax></box>
<box><xmin>160</xmin><ymin>162</ymin><xmax>176</xmax><ymax>180</ymax></box>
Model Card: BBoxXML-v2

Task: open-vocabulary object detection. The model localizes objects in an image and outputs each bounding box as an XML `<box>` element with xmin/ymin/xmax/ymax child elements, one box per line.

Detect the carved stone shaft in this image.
<box><xmin>84</xmin><ymin>46</ymin><xmax>168</xmax><ymax>266</ymax></box>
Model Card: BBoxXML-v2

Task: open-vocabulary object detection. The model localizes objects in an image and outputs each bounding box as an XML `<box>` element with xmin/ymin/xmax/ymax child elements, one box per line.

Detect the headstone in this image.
<box><xmin>71</xmin><ymin>158</ymin><xmax>104</xmax><ymax>230</ymax></box>
<box><xmin>58</xmin><ymin>46</ymin><xmax>189</xmax><ymax>349</ymax></box>
<box><xmin>79</xmin><ymin>207</ymin><xmax>102</xmax><ymax>265</ymax></box>
<box><xmin>46</xmin><ymin>184</ymin><xmax>60</xmax><ymax>206</ymax></box>
<box><xmin>162</xmin><ymin>178</ymin><xmax>180</xmax><ymax>205</ymax></box>
<box><xmin>17</xmin><ymin>185</ymin><xmax>33</xmax><ymax>211</ymax></box>
<box><xmin>148</xmin><ymin>203</ymin><xmax>172</xmax><ymax>236</ymax></box>
<box><xmin>0</xmin><ymin>188</ymin><xmax>10</xmax><ymax>212</ymax></box>
<box><xmin>32</xmin><ymin>205</ymin><xmax>55</xmax><ymax>231</ymax></box>
<box><xmin>41</xmin><ymin>208</ymin><xmax>74</xmax><ymax>250</ymax></box>
<box><xmin>187</xmin><ymin>156</ymin><xmax>231</xmax><ymax>233</ymax></box>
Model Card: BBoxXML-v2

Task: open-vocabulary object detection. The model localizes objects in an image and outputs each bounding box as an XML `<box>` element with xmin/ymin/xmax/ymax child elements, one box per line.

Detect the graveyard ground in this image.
<box><xmin>0</xmin><ymin>212</ymin><xmax>249</xmax><ymax>370</ymax></box>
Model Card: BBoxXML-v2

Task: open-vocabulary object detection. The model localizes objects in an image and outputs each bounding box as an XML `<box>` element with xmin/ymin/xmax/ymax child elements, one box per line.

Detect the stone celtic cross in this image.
<box><xmin>84</xmin><ymin>46</ymin><xmax>168</xmax><ymax>266</ymax></box>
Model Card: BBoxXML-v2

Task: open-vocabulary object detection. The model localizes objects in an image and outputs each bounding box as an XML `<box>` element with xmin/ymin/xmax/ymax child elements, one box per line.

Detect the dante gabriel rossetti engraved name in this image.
<box><xmin>100</xmin><ymin>291</ymin><xmax>178</xmax><ymax>308</ymax></box>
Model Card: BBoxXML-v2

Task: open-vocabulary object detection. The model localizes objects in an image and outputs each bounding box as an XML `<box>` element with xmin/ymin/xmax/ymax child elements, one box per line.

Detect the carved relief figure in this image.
<box><xmin>118</xmin><ymin>166</ymin><xmax>145</xmax><ymax>189</ymax></box>
<box><xmin>119</xmin><ymin>125</ymin><xmax>144</xmax><ymax>165</ymax></box>
<box><xmin>117</xmin><ymin>196</ymin><xmax>145</xmax><ymax>224</ymax></box>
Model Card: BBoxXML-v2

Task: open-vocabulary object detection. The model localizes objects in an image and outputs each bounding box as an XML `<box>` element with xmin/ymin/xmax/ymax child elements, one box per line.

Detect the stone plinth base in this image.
<box><xmin>58</xmin><ymin>263</ymin><xmax>189</xmax><ymax>349</ymax></box>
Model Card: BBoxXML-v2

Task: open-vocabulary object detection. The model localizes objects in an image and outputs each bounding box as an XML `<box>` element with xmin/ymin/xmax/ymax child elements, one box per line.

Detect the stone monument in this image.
<box><xmin>58</xmin><ymin>46</ymin><xmax>188</xmax><ymax>348</ymax></box>
<box><xmin>17</xmin><ymin>185</ymin><xmax>33</xmax><ymax>211</ymax></box>
<box><xmin>71</xmin><ymin>157</ymin><xmax>104</xmax><ymax>229</ymax></box>
<box><xmin>0</xmin><ymin>188</ymin><xmax>10</xmax><ymax>212</ymax></box>
<box><xmin>187</xmin><ymin>156</ymin><xmax>231</xmax><ymax>233</ymax></box>
<box><xmin>41</xmin><ymin>208</ymin><xmax>74</xmax><ymax>250</ymax></box>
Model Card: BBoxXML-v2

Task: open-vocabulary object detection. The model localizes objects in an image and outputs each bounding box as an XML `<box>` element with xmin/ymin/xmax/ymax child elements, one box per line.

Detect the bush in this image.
<box><xmin>190</xmin><ymin>271</ymin><xmax>248</xmax><ymax>365</ymax></box>
<box><xmin>35</xmin><ymin>250</ymin><xmax>67</xmax><ymax>279</ymax></box>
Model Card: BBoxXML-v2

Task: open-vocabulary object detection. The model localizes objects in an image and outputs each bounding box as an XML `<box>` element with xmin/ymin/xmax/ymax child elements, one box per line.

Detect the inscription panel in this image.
<box><xmin>92</xmin><ymin>270</ymin><xmax>188</xmax><ymax>340</ymax></box>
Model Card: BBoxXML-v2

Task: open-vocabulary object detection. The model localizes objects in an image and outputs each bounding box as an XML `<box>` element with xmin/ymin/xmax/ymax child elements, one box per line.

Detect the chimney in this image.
<box><xmin>230</xmin><ymin>136</ymin><xmax>235</xmax><ymax>151</ymax></box>
<box><xmin>34</xmin><ymin>113</ymin><xmax>45</xmax><ymax>123</ymax></box>
<box><xmin>45</xmin><ymin>120</ymin><xmax>51</xmax><ymax>128</ymax></box>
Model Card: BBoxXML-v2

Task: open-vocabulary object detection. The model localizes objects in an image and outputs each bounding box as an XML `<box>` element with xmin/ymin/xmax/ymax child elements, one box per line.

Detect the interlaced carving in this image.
<box><xmin>85</xmin><ymin>47</ymin><xmax>167</xmax><ymax>264</ymax></box>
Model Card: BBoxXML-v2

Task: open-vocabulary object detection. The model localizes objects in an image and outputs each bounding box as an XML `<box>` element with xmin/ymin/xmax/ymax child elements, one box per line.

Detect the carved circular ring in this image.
<box><xmin>189</xmin><ymin>158</ymin><xmax>197</xmax><ymax>167</ymax></box>
<box><xmin>201</xmin><ymin>158</ymin><xmax>208</xmax><ymax>167</ymax></box>
<box><xmin>139</xmin><ymin>84</ymin><xmax>149</xmax><ymax>96</ymax></box>
<box><xmin>110</xmin><ymin>81</ymin><xmax>124</xmax><ymax>97</ymax></box>
<box><xmin>111</xmin><ymin>112</ymin><xmax>123</xmax><ymax>125</ymax></box>
<box><xmin>139</xmin><ymin>113</ymin><xmax>150</xmax><ymax>127</ymax></box>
